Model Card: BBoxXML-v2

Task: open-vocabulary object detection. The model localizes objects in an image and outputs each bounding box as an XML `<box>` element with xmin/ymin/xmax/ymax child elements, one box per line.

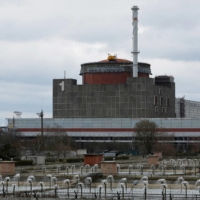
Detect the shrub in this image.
<box><xmin>116</xmin><ymin>156</ymin><xmax>129</xmax><ymax>160</ymax></box>
<box><xmin>66</xmin><ymin>158</ymin><xmax>84</xmax><ymax>163</ymax></box>
<box><xmin>15</xmin><ymin>160</ymin><xmax>33</xmax><ymax>166</ymax></box>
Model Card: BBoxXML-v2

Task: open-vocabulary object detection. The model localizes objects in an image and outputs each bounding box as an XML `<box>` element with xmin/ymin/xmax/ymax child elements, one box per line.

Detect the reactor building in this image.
<box><xmin>53</xmin><ymin>57</ymin><xmax>175</xmax><ymax>118</ymax></box>
<box><xmin>53</xmin><ymin>6</ymin><xmax>175</xmax><ymax>119</ymax></box>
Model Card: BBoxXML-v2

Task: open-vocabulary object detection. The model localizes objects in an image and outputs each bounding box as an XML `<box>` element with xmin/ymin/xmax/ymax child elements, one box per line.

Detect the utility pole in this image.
<box><xmin>39</xmin><ymin>110</ymin><xmax>44</xmax><ymax>137</ymax></box>
<box><xmin>12</xmin><ymin>116</ymin><xmax>15</xmax><ymax>137</ymax></box>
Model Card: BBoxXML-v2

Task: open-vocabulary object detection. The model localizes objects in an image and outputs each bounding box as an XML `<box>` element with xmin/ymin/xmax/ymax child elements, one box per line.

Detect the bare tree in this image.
<box><xmin>83</xmin><ymin>140</ymin><xmax>132</xmax><ymax>153</ymax></box>
<box><xmin>30</xmin><ymin>135</ymin><xmax>45</xmax><ymax>155</ymax></box>
<box><xmin>134</xmin><ymin>120</ymin><xmax>159</xmax><ymax>155</ymax></box>
<box><xmin>154</xmin><ymin>133</ymin><xmax>176</xmax><ymax>156</ymax></box>
<box><xmin>186</xmin><ymin>137</ymin><xmax>200</xmax><ymax>155</ymax></box>
<box><xmin>43</xmin><ymin>125</ymin><xmax>75</xmax><ymax>158</ymax></box>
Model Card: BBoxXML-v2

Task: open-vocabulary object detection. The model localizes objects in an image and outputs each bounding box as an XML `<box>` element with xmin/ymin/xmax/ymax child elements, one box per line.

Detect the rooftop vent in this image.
<box><xmin>107</xmin><ymin>54</ymin><xmax>117</xmax><ymax>61</ymax></box>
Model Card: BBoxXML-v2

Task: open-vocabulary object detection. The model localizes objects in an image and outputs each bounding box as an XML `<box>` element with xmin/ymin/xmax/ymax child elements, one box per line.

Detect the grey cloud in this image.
<box><xmin>140</xmin><ymin>0</ymin><xmax>200</xmax><ymax>30</ymax></box>
<box><xmin>3</xmin><ymin>0</ymin><xmax>200</xmax><ymax>64</ymax></box>
<box><xmin>139</xmin><ymin>27</ymin><xmax>200</xmax><ymax>61</ymax></box>
<box><xmin>0</xmin><ymin>0</ymin><xmax>133</xmax><ymax>44</ymax></box>
<box><xmin>0</xmin><ymin>81</ymin><xmax>52</xmax><ymax>113</ymax></box>
<box><xmin>0</xmin><ymin>21</ymin><xmax>59</xmax><ymax>41</ymax></box>
<box><xmin>1</xmin><ymin>0</ymin><xmax>200</xmax><ymax>125</ymax></box>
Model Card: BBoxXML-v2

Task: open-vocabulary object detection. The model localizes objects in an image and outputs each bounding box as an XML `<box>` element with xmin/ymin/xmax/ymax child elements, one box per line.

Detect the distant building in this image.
<box><xmin>176</xmin><ymin>98</ymin><xmax>200</xmax><ymax>118</ymax></box>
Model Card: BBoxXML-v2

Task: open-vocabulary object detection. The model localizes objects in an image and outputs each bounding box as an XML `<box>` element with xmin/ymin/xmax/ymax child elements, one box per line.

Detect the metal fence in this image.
<box><xmin>1</xmin><ymin>190</ymin><xmax>200</xmax><ymax>200</ymax></box>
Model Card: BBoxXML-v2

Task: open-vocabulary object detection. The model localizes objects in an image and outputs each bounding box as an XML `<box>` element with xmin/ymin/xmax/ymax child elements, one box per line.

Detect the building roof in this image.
<box><xmin>81</xmin><ymin>58</ymin><xmax>132</xmax><ymax>66</ymax></box>
<box><xmin>81</xmin><ymin>58</ymin><xmax>151</xmax><ymax>67</ymax></box>
<box><xmin>98</xmin><ymin>58</ymin><xmax>132</xmax><ymax>63</ymax></box>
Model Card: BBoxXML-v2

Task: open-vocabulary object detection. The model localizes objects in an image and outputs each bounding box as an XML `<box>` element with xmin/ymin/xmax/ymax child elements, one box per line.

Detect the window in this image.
<box><xmin>154</xmin><ymin>96</ymin><xmax>158</xmax><ymax>105</ymax></box>
<box><xmin>162</xmin><ymin>107</ymin><xmax>164</xmax><ymax>113</ymax></box>
<box><xmin>165</xmin><ymin>107</ymin><xmax>167</xmax><ymax>113</ymax></box>
<box><xmin>166</xmin><ymin>98</ymin><xmax>169</xmax><ymax>107</ymax></box>
<box><xmin>155</xmin><ymin>106</ymin><xmax>158</xmax><ymax>112</ymax></box>
<box><xmin>160</xmin><ymin>97</ymin><xmax>163</xmax><ymax>106</ymax></box>
<box><xmin>159</xmin><ymin>88</ymin><xmax>161</xmax><ymax>94</ymax></box>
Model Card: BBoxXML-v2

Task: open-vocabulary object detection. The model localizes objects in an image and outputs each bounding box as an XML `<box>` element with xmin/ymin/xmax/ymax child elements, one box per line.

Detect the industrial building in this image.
<box><xmin>7</xmin><ymin>118</ymin><xmax>200</xmax><ymax>152</ymax></box>
<box><xmin>176</xmin><ymin>98</ymin><xmax>200</xmax><ymax>118</ymax></box>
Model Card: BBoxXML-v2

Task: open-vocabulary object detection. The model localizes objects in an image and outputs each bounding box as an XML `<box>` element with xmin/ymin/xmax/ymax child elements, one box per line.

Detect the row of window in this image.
<box><xmin>72</xmin><ymin>137</ymin><xmax>200</xmax><ymax>141</ymax></box>
<box><xmin>73</xmin><ymin>137</ymin><xmax>132</xmax><ymax>140</ymax></box>
<box><xmin>174</xmin><ymin>137</ymin><xmax>200</xmax><ymax>141</ymax></box>
<box><xmin>155</xmin><ymin>106</ymin><xmax>168</xmax><ymax>113</ymax></box>
<box><xmin>154</xmin><ymin>96</ymin><xmax>169</xmax><ymax>107</ymax></box>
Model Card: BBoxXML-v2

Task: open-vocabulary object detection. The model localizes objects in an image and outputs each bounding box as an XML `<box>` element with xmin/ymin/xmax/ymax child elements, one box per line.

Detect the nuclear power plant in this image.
<box><xmin>6</xmin><ymin>6</ymin><xmax>200</xmax><ymax>152</ymax></box>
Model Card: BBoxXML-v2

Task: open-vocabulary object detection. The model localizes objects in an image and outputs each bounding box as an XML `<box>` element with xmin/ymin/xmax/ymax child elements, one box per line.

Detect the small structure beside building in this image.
<box><xmin>148</xmin><ymin>155</ymin><xmax>159</xmax><ymax>165</ymax></box>
<box><xmin>0</xmin><ymin>161</ymin><xmax>15</xmax><ymax>175</ymax></box>
<box><xmin>77</xmin><ymin>149</ymin><xmax>87</xmax><ymax>156</ymax></box>
<box><xmin>101</xmin><ymin>161</ymin><xmax>117</xmax><ymax>176</ymax></box>
<box><xmin>21</xmin><ymin>156</ymin><xmax>46</xmax><ymax>165</ymax></box>
<box><xmin>176</xmin><ymin>97</ymin><xmax>200</xmax><ymax>118</ymax></box>
<box><xmin>84</xmin><ymin>154</ymin><xmax>103</xmax><ymax>166</ymax></box>
<box><xmin>104</xmin><ymin>152</ymin><xmax>116</xmax><ymax>157</ymax></box>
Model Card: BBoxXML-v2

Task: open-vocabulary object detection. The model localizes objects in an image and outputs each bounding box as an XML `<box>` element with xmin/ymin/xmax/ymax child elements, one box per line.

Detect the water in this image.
<box><xmin>1</xmin><ymin>160</ymin><xmax>200</xmax><ymax>199</ymax></box>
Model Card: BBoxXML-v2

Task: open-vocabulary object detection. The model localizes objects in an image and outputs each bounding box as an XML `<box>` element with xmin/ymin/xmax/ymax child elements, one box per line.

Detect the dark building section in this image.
<box><xmin>175</xmin><ymin>98</ymin><xmax>200</xmax><ymax>118</ymax></box>
<box><xmin>179</xmin><ymin>97</ymin><xmax>186</xmax><ymax>118</ymax></box>
<box><xmin>53</xmin><ymin>57</ymin><xmax>175</xmax><ymax>118</ymax></box>
<box><xmin>155</xmin><ymin>76</ymin><xmax>175</xmax><ymax>88</ymax></box>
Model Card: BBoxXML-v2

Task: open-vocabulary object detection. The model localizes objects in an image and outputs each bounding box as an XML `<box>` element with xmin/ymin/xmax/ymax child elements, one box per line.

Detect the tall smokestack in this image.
<box><xmin>131</xmin><ymin>6</ymin><xmax>139</xmax><ymax>77</ymax></box>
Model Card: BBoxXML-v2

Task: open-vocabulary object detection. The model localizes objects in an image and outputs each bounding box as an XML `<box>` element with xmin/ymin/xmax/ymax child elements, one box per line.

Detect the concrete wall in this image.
<box><xmin>101</xmin><ymin>161</ymin><xmax>117</xmax><ymax>175</ymax></box>
<box><xmin>148</xmin><ymin>156</ymin><xmax>159</xmax><ymax>165</ymax></box>
<box><xmin>77</xmin><ymin>149</ymin><xmax>87</xmax><ymax>155</ymax></box>
<box><xmin>53</xmin><ymin>77</ymin><xmax>175</xmax><ymax>118</ymax></box>
<box><xmin>0</xmin><ymin>162</ymin><xmax>15</xmax><ymax>175</ymax></box>
<box><xmin>37</xmin><ymin>156</ymin><xmax>46</xmax><ymax>165</ymax></box>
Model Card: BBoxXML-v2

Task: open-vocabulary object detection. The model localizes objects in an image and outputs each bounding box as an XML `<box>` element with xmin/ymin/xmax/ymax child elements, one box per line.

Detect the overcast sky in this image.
<box><xmin>1</xmin><ymin>0</ymin><xmax>200</xmax><ymax>125</ymax></box>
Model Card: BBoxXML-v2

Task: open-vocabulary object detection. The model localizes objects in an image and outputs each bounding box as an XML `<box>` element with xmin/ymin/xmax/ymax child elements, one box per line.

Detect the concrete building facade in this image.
<box><xmin>176</xmin><ymin>98</ymin><xmax>200</xmax><ymax>118</ymax></box>
<box><xmin>7</xmin><ymin>118</ymin><xmax>200</xmax><ymax>152</ymax></box>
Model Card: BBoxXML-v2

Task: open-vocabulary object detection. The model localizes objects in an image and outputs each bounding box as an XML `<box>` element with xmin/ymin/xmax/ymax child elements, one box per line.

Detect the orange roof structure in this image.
<box><xmin>98</xmin><ymin>58</ymin><xmax>132</xmax><ymax>63</ymax></box>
